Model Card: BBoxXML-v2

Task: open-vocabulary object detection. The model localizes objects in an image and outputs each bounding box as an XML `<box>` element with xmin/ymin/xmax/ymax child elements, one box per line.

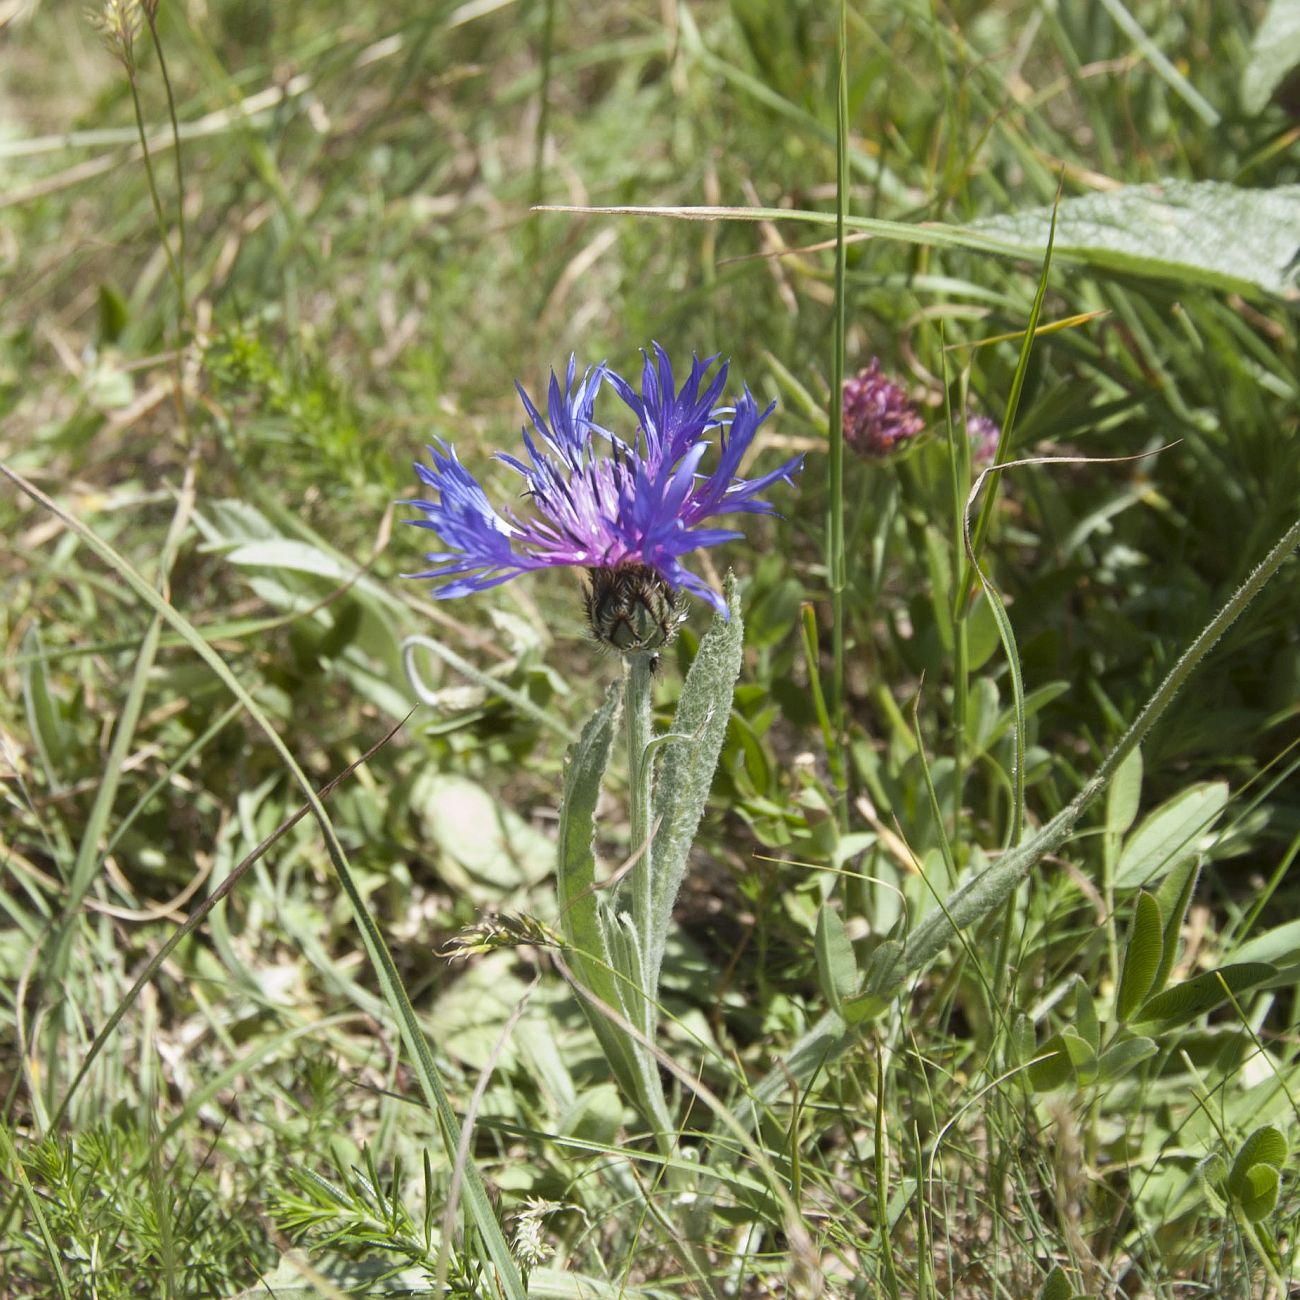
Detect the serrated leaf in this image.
<box><xmin>1038</xmin><ymin>1264</ymin><xmax>1077</xmax><ymax>1300</ymax></box>
<box><xmin>814</xmin><ymin>905</ymin><xmax>857</xmax><ymax>1010</ymax></box>
<box><xmin>1114</xmin><ymin>781</ymin><xmax>1229</xmax><ymax>889</ymax></box>
<box><xmin>971</xmin><ymin>181</ymin><xmax>1300</xmax><ymax>299</ymax></box>
<box><xmin>645</xmin><ymin>577</ymin><xmax>743</xmax><ymax>998</ymax></box>
<box><xmin>1117</xmin><ymin>891</ymin><xmax>1165</xmax><ymax>1022</ymax></box>
<box><xmin>1228</xmin><ymin>1125</ymin><xmax>1288</xmax><ymax>1197</ymax></box>
<box><xmin>1097</xmin><ymin>1036</ymin><xmax>1158</xmax><ymax>1083</ymax></box>
<box><xmin>1134</xmin><ymin>963</ymin><xmax>1276</xmax><ymax>1027</ymax></box>
<box><xmin>1242</xmin><ymin>0</ymin><xmax>1300</xmax><ymax>114</ymax></box>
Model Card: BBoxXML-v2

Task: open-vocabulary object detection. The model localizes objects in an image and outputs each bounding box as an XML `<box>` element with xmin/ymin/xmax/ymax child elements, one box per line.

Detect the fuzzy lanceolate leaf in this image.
<box><xmin>814</xmin><ymin>905</ymin><xmax>857</xmax><ymax>1012</ymax></box>
<box><xmin>1134</xmin><ymin>963</ymin><xmax>1277</xmax><ymax>1027</ymax></box>
<box><xmin>555</xmin><ymin>683</ymin><xmax>642</xmax><ymax>1102</ymax></box>
<box><xmin>644</xmin><ymin>575</ymin><xmax>744</xmax><ymax>998</ymax></box>
<box><xmin>1117</xmin><ymin>892</ymin><xmax>1164</xmax><ymax>1023</ymax></box>
<box><xmin>1152</xmin><ymin>855</ymin><xmax>1201</xmax><ymax>995</ymax></box>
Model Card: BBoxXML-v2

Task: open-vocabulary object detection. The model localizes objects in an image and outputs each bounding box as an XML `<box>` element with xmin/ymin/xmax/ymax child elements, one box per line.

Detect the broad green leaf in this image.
<box><xmin>1233</xmin><ymin>918</ymin><xmax>1300</xmax><ymax>966</ymax></box>
<box><xmin>646</xmin><ymin>577</ymin><xmax>743</xmax><ymax>997</ymax></box>
<box><xmin>1061</xmin><ymin>1028</ymin><xmax>1097</xmax><ymax>1085</ymax></box>
<box><xmin>412</xmin><ymin>773</ymin><xmax>553</xmax><ymax>898</ymax></box>
<box><xmin>1038</xmin><ymin>1264</ymin><xmax>1077</xmax><ymax>1300</ymax></box>
<box><xmin>1151</xmin><ymin>857</ymin><xmax>1201</xmax><ymax>996</ymax></box>
<box><xmin>1235</xmin><ymin>1164</ymin><xmax>1282</xmax><ymax>1221</ymax></box>
<box><xmin>1097</xmin><ymin>1036</ymin><xmax>1158</xmax><ymax>1083</ymax></box>
<box><xmin>1242</xmin><ymin>0</ymin><xmax>1300</xmax><ymax>114</ymax></box>
<box><xmin>1228</xmin><ymin>1125</ymin><xmax>1288</xmax><ymax>1201</ymax></box>
<box><xmin>1117</xmin><ymin>892</ymin><xmax>1164</xmax><ymax>1022</ymax></box>
<box><xmin>1028</xmin><ymin>1033</ymin><xmax>1075</xmax><ymax>1092</ymax></box>
<box><xmin>225</xmin><ymin>538</ymin><xmax>348</xmax><ymax>578</ymax></box>
<box><xmin>972</xmin><ymin>182</ymin><xmax>1300</xmax><ymax>299</ymax></box>
<box><xmin>1134</xmin><ymin>963</ymin><xmax>1276</xmax><ymax>1027</ymax></box>
<box><xmin>1114</xmin><ymin>781</ymin><xmax>1228</xmax><ymax>889</ymax></box>
<box><xmin>814</xmin><ymin>905</ymin><xmax>857</xmax><ymax>1010</ymax></box>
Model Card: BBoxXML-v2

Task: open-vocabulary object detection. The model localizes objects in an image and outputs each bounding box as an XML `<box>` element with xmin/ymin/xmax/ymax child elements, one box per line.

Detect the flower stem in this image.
<box><xmin>624</xmin><ymin>650</ymin><xmax>656</xmax><ymax>997</ymax></box>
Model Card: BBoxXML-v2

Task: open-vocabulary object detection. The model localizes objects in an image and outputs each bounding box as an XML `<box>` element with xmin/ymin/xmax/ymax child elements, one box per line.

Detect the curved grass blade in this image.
<box><xmin>1</xmin><ymin>463</ymin><xmax>528</xmax><ymax>1300</ymax></box>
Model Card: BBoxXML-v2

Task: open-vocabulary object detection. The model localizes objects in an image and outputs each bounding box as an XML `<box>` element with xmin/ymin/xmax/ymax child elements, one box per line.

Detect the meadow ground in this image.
<box><xmin>2</xmin><ymin>1</ymin><xmax>1299</xmax><ymax>1296</ymax></box>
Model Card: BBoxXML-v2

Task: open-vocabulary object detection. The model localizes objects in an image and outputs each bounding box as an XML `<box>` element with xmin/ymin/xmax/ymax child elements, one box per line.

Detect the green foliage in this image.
<box><xmin>3</xmin><ymin>0</ymin><xmax>1299</xmax><ymax>1295</ymax></box>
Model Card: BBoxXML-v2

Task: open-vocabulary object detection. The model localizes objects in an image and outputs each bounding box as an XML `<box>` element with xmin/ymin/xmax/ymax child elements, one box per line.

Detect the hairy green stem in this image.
<box><xmin>624</xmin><ymin>650</ymin><xmax>655</xmax><ymax>1023</ymax></box>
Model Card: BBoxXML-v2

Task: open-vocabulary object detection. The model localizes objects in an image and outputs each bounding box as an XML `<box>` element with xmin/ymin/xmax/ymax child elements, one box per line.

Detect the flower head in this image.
<box><xmin>966</xmin><ymin>411</ymin><xmax>1002</xmax><ymax>465</ymax></box>
<box><xmin>842</xmin><ymin>359</ymin><xmax>925</xmax><ymax>458</ymax></box>
<box><xmin>403</xmin><ymin>346</ymin><xmax>801</xmax><ymax>635</ymax></box>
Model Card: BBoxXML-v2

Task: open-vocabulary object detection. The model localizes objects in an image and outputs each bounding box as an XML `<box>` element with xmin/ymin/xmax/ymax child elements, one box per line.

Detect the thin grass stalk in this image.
<box><xmin>1</xmin><ymin>464</ymin><xmax>529</xmax><ymax>1300</ymax></box>
<box><xmin>143</xmin><ymin>6</ymin><xmax>187</xmax><ymax>324</ymax></box>
<box><xmin>125</xmin><ymin>72</ymin><xmax>184</xmax><ymax>313</ymax></box>
<box><xmin>529</xmin><ymin>0</ymin><xmax>557</xmax><ymax>269</ymax></box>
<box><xmin>829</xmin><ymin>0</ymin><xmax>849</xmax><ymax>825</ymax></box>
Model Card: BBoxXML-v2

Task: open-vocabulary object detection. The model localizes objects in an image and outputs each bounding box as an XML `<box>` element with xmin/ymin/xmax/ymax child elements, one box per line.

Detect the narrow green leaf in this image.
<box><xmin>1117</xmin><ymin>891</ymin><xmax>1164</xmax><ymax>1022</ymax></box>
<box><xmin>814</xmin><ymin>905</ymin><xmax>857</xmax><ymax>1011</ymax></box>
<box><xmin>738</xmin><ymin>512</ymin><xmax>1300</xmax><ymax>1127</ymax></box>
<box><xmin>20</xmin><ymin>625</ymin><xmax>68</xmax><ymax>792</ymax></box>
<box><xmin>645</xmin><ymin>577</ymin><xmax>743</xmax><ymax>997</ymax></box>
<box><xmin>1010</xmin><ymin>1012</ymin><xmax>1036</xmax><ymax>1067</ymax></box>
<box><xmin>1114</xmin><ymin>781</ymin><xmax>1228</xmax><ymax>889</ymax></box>
<box><xmin>1151</xmin><ymin>857</ymin><xmax>1201</xmax><ymax>996</ymax></box>
<box><xmin>555</xmin><ymin>684</ymin><xmax>642</xmax><ymax>1102</ymax></box>
<box><xmin>1232</xmin><ymin>918</ymin><xmax>1300</xmax><ymax>967</ymax></box>
<box><xmin>1104</xmin><ymin>745</ymin><xmax>1143</xmax><ymax>872</ymax></box>
<box><xmin>1134</xmin><ymin>963</ymin><xmax>1277</xmax><ymax>1027</ymax></box>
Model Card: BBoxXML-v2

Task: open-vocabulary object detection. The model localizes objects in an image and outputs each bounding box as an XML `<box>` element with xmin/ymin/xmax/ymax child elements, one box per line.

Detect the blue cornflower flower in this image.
<box><xmin>403</xmin><ymin>346</ymin><xmax>801</xmax><ymax>644</ymax></box>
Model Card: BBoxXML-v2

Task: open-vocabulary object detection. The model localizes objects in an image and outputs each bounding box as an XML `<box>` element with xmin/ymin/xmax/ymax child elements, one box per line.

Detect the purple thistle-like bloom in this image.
<box><xmin>842</xmin><ymin>359</ymin><xmax>925</xmax><ymax>458</ymax></box>
<box><xmin>403</xmin><ymin>345</ymin><xmax>802</xmax><ymax>619</ymax></box>
<box><xmin>966</xmin><ymin>411</ymin><xmax>1002</xmax><ymax>465</ymax></box>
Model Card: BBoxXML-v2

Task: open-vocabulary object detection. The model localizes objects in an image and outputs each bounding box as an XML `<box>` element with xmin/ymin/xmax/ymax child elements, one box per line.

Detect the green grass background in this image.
<box><xmin>2</xmin><ymin>0</ymin><xmax>1299</xmax><ymax>1295</ymax></box>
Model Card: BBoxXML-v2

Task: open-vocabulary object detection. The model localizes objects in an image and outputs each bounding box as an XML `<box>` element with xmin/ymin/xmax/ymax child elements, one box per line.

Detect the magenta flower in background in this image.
<box><xmin>841</xmin><ymin>359</ymin><xmax>925</xmax><ymax>458</ymax></box>
<box><xmin>403</xmin><ymin>346</ymin><xmax>802</xmax><ymax>626</ymax></box>
<box><xmin>966</xmin><ymin>411</ymin><xmax>1002</xmax><ymax>465</ymax></box>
